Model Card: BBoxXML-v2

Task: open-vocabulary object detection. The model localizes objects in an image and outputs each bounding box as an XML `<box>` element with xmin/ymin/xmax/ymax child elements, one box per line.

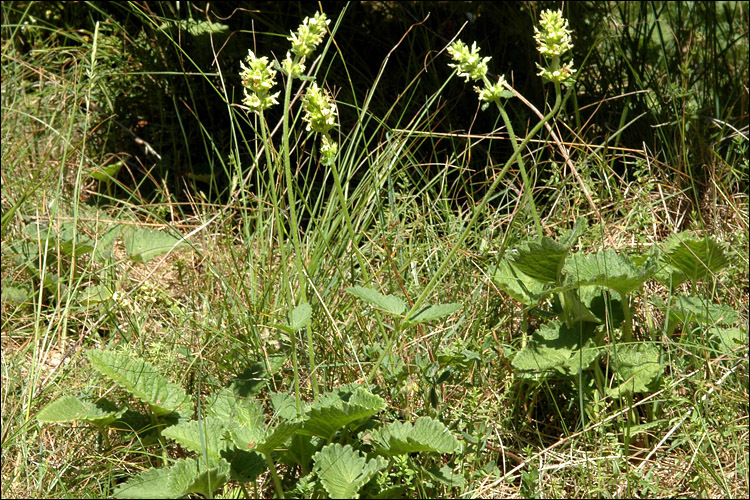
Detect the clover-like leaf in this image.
<box><xmin>369</xmin><ymin>416</ymin><xmax>460</xmax><ymax>456</ymax></box>
<box><xmin>313</xmin><ymin>443</ymin><xmax>387</xmax><ymax>499</ymax></box>
<box><xmin>113</xmin><ymin>457</ymin><xmax>230</xmax><ymax>499</ymax></box>
<box><xmin>346</xmin><ymin>286</ymin><xmax>407</xmax><ymax>316</ymax></box>
<box><xmin>86</xmin><ymin>350</ymin><xmax>190</xmax><ymax>416</ymax></box>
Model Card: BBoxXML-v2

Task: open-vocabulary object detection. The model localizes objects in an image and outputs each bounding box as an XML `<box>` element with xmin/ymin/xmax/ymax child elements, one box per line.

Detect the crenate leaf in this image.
<box><xmin>36</xmin><ymin>396</ymin><xmax>122</xmax><ymax>427</ymax></box>
<box><xmin>2</xmin><ymin>284</ymin><xmax>31</xmax><ymax>305</ymax></box>
<box><xmin>666</xmin><ymin>295</ymin><xmax>739</xmax><ymax>332</ymax></box>
<box><xmin>508</xmin><ymin>237</ymin><xmax>569</xmax><ymax>284</ymax></box>
<box><xmin>608</xmin><ymin>344</ymin><xmax>662</xmax><ymax>398</ymax></box>
<box><xmin>113</xmin><ymin>457</ymin><xmax>229</xmax><ymax>499</ymax></box>
<box><xmin>564</xmin><ymin>249</ymin><xmax>656</xmax><ymax>296</ymax></box>
<box><xmin>86</xmin><ymin>350</ymin><xmax>190</xmax><ymax>416</ymax></box>
<box><xmin>425</xmin><ymin>465</ymin><xmax>466</xmax><ymax>488</ymax></box>
<box><xmin>78</xmin><ymin>284</ymin><xmax>113</xmax><ymax>305</ymax></box>
<box><xmin>490</xmin><ymin>259</ymin><xmax>546</xmax><ymax>306</ymax></box>
<box><xmin>270</xmin><ymin>391</ymin><xmax>307</xmax><ymax>421</ymax></box>
<box><xmin>313</xmin><ymin>443</ymin><xmax>387</xmax><ymax>499</ymax></box>
<box><xmin>346</xmin><ymin>286</ymin><xmax>407</xmax><ymax>316</ymax></box>
<box><xmin>254</xmin><ymin>421</ymin><xmax>303</xmax><ymax>455</ymax></box>
<box><xmin>161</xmin><ymin>417</ymin><xmax>230</xmax><ymax>460</ymax></box>
<box><xmin>303</xmin><ymin>387</ymin><xmax>386</xmax><ymax>439</ymax></box>
<box><xmin>708</xmin><ymin>327</ymin><xmax>747</xmax><ymax>355</ymax></box>
<box><xmin>658</xmin><ymin>232</ymin><xmax>729</xmax><ymax>286</ymax></box>
<box><xmin>512</xmin><ymin>320</ymin><xmax>600</xmax><ymax>377</ymax></box>
<box><xmin>369</xmin><ymin>416</ymin><xmax>460</xmax><ymax>456</ymax></box>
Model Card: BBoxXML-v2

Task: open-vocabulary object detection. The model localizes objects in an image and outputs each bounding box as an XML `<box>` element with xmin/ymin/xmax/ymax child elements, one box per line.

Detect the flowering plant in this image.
<box><xmin>533</xmin><ymin>9</ymin><xmax>577</xmax><ymax>86</ymax></box>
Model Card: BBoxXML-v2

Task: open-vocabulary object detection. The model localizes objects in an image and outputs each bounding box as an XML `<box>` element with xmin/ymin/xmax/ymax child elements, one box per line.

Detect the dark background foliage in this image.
<box><xmin>6</xmin><ymin>1</ymin><xmax>748</xmax><ymax>208</ymax></box>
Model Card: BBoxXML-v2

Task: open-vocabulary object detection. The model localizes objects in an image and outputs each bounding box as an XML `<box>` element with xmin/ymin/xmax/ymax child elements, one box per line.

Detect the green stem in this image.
<box><xmin>258</xmin><ymin>110</ymin><xmax>302</xmax><ymax>413</ymax></box>
<box><xmin>263</xmin><ymin>452</ymin><xmax>285</xmax><ymax>499</ymax></box>
<box><xmin>622</xmin><ymin>294</ymin><xmax>633</xmax><ymax>343</ymax></box>
<box><xmin>494</xmin><ymin>98</ymin><xmax>543</xmax><ymax>237</ymax></box>
<box><xmin>366</xmin><ymin>85</ymin><xmax>567</xmax><ymax>384</ymax></box>
<box><xmin>328</xmin><ymin>146</ymin><xmax>370</xmax><ymax>280</ymax></box>
<box><xmin>281</xmin><ymin>62</ymin><xmax>319</xmax><ymax>399</ymax></box>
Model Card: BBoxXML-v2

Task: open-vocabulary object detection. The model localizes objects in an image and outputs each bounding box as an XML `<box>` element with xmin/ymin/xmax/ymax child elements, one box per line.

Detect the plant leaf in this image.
<box><xmin>122</xmin><ymin>226</ymin><xmax>184</xmax><ymax>263</ymax></box>
<box><xmin>86</xmin><ymin>350</ymin><xmax>190</xmax><ymax>416</ymax></box>
<box><xmin>507</xmin><ymin>237</ymin><xmax>569</xmax><ymax>284</ymax></box>
<box><xmin>608</xmin><ymin>344</ymin><xmax>662</xmax><ymax>398</ymax></box>
<box><xmin>161</xmin><ymin>417</ymin><xmax>231</xmax><ymax>460</ymax></box>
<box><xmin>288</xmin><ymin>302</ymin><xmax>312</xmax><ymax>332</ymax></box>
<box><xmin>708</xmin><ymin>327</ymin><xmax>747</xmax><ymax>355</ymax></box>
<box><xmin>303</xmin><ymin>387</ymin><xmax>386</xmax><ymax>439</ymax></box>
<box><xmin>511</xmin><ymin>320</ymin><xmax>600</xmax><ymax>377</ymax></box>
<box><xmin>346</xmin><ymin>286</ymin><xmax>407</xmax><ymax>316</ymax></box>
<box><xmin>658</xmin><ymin>232</ymin><xmax>729</xmax><ymax>286</ymax></box>
<box><xmin>665</xmin><ymin>295</ymin><xmax>739</xmax><ymax>334</ymax></box>
<box><xmin>490</xmin><ymin>259</ymin><xmax>546</xmax><ymax>305</ymax></box>
<box><xmin>424</xmin><ymin>465</ymin><xmax>466</xmax><ymax>488</ymax></box>
<box><xmin>406</xmin><ymin>302</ymin><xmax>463</xmax><ymax>325</ymax></box>
<box><xmin>112</xmin><ymin>457</ymin><xmax>230</xmax><ymax>499</ymax></box>
<box><xmin>564</xmin><ymin>249</ymin><xmax>656</xmax><ymax>296</ymax></box>
<box><xmin>1</xmin><ymin>284</ymin><xmax>31</xmax><ymax>305</ymax></box>
<box><xmin>36</xmin><ymin>396</ymin><xmax>122</xmax><ymax>427</ymax></box>
<box><xmin>253</xmin><ymin>421</ymin><xmax>303</xmax><ymax>455</ymax></box>
<box><xmin>78</xmin><ymin>284</ymin><xmax>113</xmax><ymax>305</ymax></box>
<box><xmin>88</xmin><ymin>160</ymin><xmax>124</xmax><ymax>182</ymax></box>
<box><xmin>313</xmin><ymin>443</ymin><xmax>387</xmax><ymax>499</ymax></box>
<box><xmin>369</xmin><ymin>416</ymin><xmax>460</xmax><ymax>456</ymax></box>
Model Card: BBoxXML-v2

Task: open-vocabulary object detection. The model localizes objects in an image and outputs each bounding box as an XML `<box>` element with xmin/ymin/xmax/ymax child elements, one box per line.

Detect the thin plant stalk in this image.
<box><xmin>366</xmin><ymin>84</ymin><xmax>567</xmax><ymax>384</ymax></box>
<box><xmin>280</xmin><ymin>64</ymin><xmax>319</xmax><ymax>399</ymax></box>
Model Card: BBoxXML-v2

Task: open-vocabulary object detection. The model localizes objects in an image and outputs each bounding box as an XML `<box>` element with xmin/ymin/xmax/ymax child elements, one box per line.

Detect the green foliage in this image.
<box><xmin>493</xmin><ymin>226</ymin><xmax>739</xmax><ymax>404</ymax></box>
<box><xmin>121</xmin><ymin>226</ymin><xmax>184</xmax><ymax>263</ymax></box>
<box><xmin>346</xmin><ymin>286</ymin><xmax>408</xmax><ymax>316</ymax></box>
<box><xmin>657</xmin><ymin>232</ymin><xmax>730</xmax><ymax>287</ymax></box>
<box><xmin>511</xmin><ymin>320</ymin><xmax>600</xmax><ymax>377</ymax></box>
<box><xmin>36</xmin><ymin>396</ymin><xmax>123</xmax><ymax>427</ymax></box>
<box><xmin>86</xmin><ymin>350</ymin><xmax>191</xmax><ymax>416</ymax></box>
<box><xmin>346</xmin><ymin>286</ymin><xmax>462</xmax><ymax>326</ymax></box>
<box><xmin>38</xmin><ymin>350</ymin><xmax>462</xmax><ymax>498</ymax></box>
<box><xmin>607</xmin><ymin>344</ymin><xmax>662</xmax><ymax>398</ymax></box>
<box><xmin>113</xmin><ymin>457</ymin><xmax>230</xmax><ymax>499</ymax></box>
<box><xmin>312</xmin><ymin>444</ymin><xmax>387</xmax><ymax>499</ymax></box>
<box><xmin>369</xmin><ymin>416</ymin><xmax>461</xmax><ymax>456</ymax></box>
